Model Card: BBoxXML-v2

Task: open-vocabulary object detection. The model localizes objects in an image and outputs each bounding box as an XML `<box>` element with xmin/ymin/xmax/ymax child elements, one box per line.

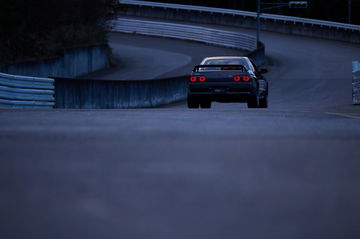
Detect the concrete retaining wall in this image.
<box><xmin>55</xmin><ymin>76</ymin><xmax>188</xmax><ymax>109</ymax></box>
<box><xmin>119</xmin><ymin>4</ymin><xmax>360</xmax><ymax>44</ymax></box>
<box><xmin>353</xmin><ymin>61</ymin><xmax>360</xmax><ymax>105</ymax></box>
<box><xmin>3</xmin><ymin>45</ymin><xmax>110</xmax><ymax>78</ymax></box>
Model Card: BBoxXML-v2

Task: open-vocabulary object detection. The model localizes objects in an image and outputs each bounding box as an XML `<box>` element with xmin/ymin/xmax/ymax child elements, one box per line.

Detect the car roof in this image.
<box><xmin>200</xmin><ymin>56</ymin><xmax>250</xmax><ymax>65</ymax></box>
<box><xmin>202</xmin><ymin>56</ymin><xmax>249</xmax><ymax>61</ymax></box>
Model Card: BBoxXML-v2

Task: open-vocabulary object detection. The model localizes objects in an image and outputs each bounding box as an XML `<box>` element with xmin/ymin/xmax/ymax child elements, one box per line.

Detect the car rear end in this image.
<box><xmin>187</xmin><ymin>65</ymin><xmax>259</xmax><ymax>108</ymax></box>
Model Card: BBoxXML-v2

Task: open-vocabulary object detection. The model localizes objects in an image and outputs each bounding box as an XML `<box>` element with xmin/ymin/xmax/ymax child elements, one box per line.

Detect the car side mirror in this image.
<box><xmin>259</xmin><ymin>68</ymin><xmax>268</xmax><ymax>74</ymax></box>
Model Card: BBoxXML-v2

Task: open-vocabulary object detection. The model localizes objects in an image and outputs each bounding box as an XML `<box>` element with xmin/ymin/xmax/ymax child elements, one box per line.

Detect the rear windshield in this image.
<box><xmin>203</xmin><ymin>59</ymin><xmax>246</xmax><ymax>65</ymax></box>
<box><xmin>202</xmin><ymin>58</ymin><xmax>254</xmax><ymax>72</ymax></box>
<box><xmin>197</xmin><ymin>65</ymin><xmax>245</xmax><ymax>72</ymax></box>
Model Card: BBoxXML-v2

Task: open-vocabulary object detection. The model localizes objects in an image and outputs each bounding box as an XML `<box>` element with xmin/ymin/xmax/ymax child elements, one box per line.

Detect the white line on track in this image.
<box><xmin>325</xmin><ymin>112</ymin><xmax>360</xmax><ymax>120</ymax></box>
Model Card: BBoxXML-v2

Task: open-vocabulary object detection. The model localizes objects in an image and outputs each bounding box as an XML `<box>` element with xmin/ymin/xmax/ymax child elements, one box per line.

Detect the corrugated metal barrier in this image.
<box><xmin>0</xmin><ymin>73</ymin><xmax>54</xmax><ymax>108</ymax></box>
<box><xmin>112</xmin><ymin>18</ymin><xmax>257</xmax><ymax>51</ymax></box>
<box><xmin>353</xmin><ymin>61</ymin><xmax>360</xmax><ymax>105</ymax></box>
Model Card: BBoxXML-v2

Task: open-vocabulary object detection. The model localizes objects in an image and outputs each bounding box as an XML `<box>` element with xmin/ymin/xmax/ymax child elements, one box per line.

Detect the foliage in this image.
<box><xmin>0</xmin><ymin>0</ymin><xmax>118</xmax><ymax>63</ymax></box>
<box><xmin>146</xmin><ymin>0</ymin><xmax>359</xmax><ymax>25</ymax></box>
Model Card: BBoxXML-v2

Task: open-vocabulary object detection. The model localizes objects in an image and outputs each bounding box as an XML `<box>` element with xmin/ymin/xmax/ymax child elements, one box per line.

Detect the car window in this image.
<box><xmin>202</xmin><ymin>58</ymin><xmax>251</xmax><ymax>71</ymax></box>
<box><xmin>197</xmin><ymin>65</ymin><xmax>245</xmax><ymax>72</ymax></box>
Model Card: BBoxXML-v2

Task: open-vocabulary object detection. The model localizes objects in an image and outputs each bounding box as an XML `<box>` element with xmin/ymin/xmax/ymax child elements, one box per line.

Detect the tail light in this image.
<box><xmin>190</xmin><ymin>76</ymin><xmax>206</xmax><ymax>82</ymax></box>
<box><xmin>234</xmin><ymin>75</ymin><xmax>251</xmax><ymax>82</ymax></box>
<box><xmin>243</xmin><ymin>76</ymin><xmax>250</xmax><ymax>82</ymax></box>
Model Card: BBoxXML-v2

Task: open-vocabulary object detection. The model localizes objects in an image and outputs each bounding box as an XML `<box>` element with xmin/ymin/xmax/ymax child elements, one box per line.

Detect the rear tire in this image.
<box><xmin>187</xmin><ymin>95</ymin><xmax>200</xmax><ymax>109</ymax></box>
<box><xmin>259</xmin><ymin>95</ymin><xmax>268</xmax><ymax>108</ymax></box>
<box><xmin>200</xmin><ymin>101</ymin><xmax>211</xmax><ymax>109</ymax></box>
<box><xmin>247</xmin><ymin>95</ymin><xmax>259</xmax><ymax>108</ymax></box>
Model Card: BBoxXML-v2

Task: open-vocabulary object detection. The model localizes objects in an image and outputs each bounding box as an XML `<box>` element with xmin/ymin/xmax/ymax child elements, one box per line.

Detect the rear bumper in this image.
<box><xmin>188</xmin><ymin>84</ymin><xmax>257</xmax><ymax>103</ymax></box>
<box><xmin>189</xmin><ymin>93</ymin><xmax>253</xmax><ymax>103</ymax></box>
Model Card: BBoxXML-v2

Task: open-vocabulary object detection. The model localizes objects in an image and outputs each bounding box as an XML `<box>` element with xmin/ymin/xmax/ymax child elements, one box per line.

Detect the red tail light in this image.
<box><xmin>234</xmin><ymin>76</ymin><xmax>241</xmax><ymax>82</ymax></box>
<box><xmin>199</xmin><ymin>76</ymin><xmax>206</xmax><ymax>82</ymax></box>
<box><xmin>243</xmin><ymin>76</ymin><xmax>250</xmax><ymax>82</ymax></box>
<box><xmin>190</xmin><ymin>76</ymin><xmax>197</xmax><ymax>82</ymax></box>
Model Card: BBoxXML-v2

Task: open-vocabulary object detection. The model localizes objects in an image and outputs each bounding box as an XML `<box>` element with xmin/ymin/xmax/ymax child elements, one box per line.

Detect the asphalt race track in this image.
<box><xmin>1</xmin><ymin>19</ymin><xmax>360</xmax><ymax>239</ymax></box>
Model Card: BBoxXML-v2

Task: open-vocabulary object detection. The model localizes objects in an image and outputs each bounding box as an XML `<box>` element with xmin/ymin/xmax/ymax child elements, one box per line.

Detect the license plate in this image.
<box><xmin>213</xmin><ymin>88</ymin><xmax>226</xmax><ymax>93</ymax></box>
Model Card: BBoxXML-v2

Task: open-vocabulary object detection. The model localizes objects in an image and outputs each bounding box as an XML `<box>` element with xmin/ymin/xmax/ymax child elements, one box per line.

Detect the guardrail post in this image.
<box><xmin>256</xmin><ymin>0</ymin><xmax>261</xmax><ymax>47</ymax></box>
<box><xmin>348</xmin><ymin>0</ymin><xmax>352</xmax><ymax>24</ymax></box>
<box><xmin>353</xmin><ymin>61</ymin><xmax>360</xmax><ymax>105</ymax></box>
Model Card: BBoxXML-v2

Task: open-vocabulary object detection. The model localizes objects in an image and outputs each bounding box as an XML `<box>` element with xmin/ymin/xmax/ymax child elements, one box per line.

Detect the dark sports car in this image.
<box><xmin>187</xmin><ymin>56</ymin><xmax>268</xmax><ymax>109</ymax></box>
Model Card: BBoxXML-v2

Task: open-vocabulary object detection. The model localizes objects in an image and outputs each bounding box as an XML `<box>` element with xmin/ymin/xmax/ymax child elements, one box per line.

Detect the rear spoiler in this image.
<box><xmin>193</xmin><ymin>64</ymin><xmax>246</xmax><ymax>73</ymax></box>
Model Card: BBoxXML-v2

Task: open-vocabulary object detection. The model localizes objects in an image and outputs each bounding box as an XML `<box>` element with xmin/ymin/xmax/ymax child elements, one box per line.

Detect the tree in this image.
<box><xmin>145</xmin><ymin>0</ymin><xmax>359</xmax><ymax>24</ymax></box>
<box><xmin>0</xmin><ymin>0</ymin><xmax>118</xmax><ymax>64</ymax></box>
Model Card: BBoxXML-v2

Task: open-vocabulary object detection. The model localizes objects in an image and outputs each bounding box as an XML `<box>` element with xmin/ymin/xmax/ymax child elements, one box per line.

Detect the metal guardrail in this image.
<box><xmin>0</xmin><ymin>72</ymin><xmax>55</xmax><ymax>108</ymax></box>
<box><xmin>353</xmin><ymin>61</ymin><xmax>360</xmax><ymax>105</ymax></box>
<box><xmin>112</xmin><ymin>18</ymin><xmax>257</xmax><ymax>51</ymax></box>
<box><xmin>119</xmin><ymin>0</ymin><xmax>360</xmax><ymax>32</ymax></box>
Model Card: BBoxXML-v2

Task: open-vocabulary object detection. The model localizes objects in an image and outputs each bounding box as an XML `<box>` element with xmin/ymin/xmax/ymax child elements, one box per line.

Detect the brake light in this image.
<box><xmin>234</xmin><ymin>75</ymin><xmax>241</xmax><ymax>82</ymax></box>
<box><xmin>190</xmin><ymin>76</ymin><xmax>197</xmax><ymax>82</ymax></box>
<box><xmin>243</xmin><ymin>76</ymin><xmax>250</xmax><ymax>82</ymax></box>
<box><xmin>199</xmin><ymin>76</ymin><xmax>206</xmax><ymax>82</ymax></box>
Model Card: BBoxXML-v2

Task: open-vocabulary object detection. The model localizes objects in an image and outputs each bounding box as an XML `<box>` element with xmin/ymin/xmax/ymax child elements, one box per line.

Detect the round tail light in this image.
<box><xmin>234</xmin><ymin>76</ymin><xmax>241</xmax><ymax>82</ymax></box>
<box><xmin>199</xmin><ymin>76</ymin><xmax>206</xmax><ymax>82</ymax></box>
<box><xmin>243</xmin><ymin>76</ymin><xmax>250</xmax><ymax>82</ymax></box>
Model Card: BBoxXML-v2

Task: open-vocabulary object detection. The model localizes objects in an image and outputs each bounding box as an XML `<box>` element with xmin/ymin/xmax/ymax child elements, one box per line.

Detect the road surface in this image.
<box><xmin>1</xmin><ymin>19</ymin><xmax>360</xmax><ymax>239</ymax></box>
